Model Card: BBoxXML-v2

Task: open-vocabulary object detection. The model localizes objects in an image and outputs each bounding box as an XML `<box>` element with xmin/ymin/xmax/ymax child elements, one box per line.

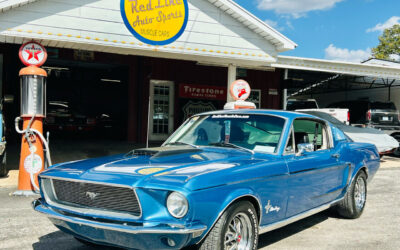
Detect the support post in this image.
<box><xmin>227</xmin><ymin>64</ymin><xmax>237</xmax><ymax>102</ymax></box>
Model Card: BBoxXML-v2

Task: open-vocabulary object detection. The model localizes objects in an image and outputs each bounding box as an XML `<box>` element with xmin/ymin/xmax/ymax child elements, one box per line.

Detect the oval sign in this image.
<box><xmin>120</xmin><ymin>0</ymin><xmax>189</xmax><ymax>45</ymax></box>
<box><xmin>19</xmin><ymin>41</ymin><xmax>47</xmax><ymax>67</ymax></box>
<box><xmin>230</xmin><ymin>79</ymin><xmax>251</xmax><ymax>101</ymax></box>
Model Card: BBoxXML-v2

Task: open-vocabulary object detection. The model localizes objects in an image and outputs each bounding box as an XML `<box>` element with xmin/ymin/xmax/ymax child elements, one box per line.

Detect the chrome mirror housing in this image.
<box><xmin>296</xmin><ymin>143</ymin><xmax>314</xmax><ymax>156</ymax></box>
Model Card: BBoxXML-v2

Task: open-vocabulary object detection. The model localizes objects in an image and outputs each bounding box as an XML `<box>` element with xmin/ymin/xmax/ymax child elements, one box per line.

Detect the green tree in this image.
<box><xmin>372</xmin><ymin>24</ymin><xmax>400</xmax><ymax>60</ymax></box>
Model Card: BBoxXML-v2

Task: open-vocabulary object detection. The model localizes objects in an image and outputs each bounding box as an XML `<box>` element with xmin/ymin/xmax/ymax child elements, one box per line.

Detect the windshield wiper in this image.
<box><xmin>209</xmin><ymin>142</ymin><xmax>254</xmax><ymax>154</ymax></box>
<box><xmin>164</xmin><ymin>141</ymin><xmax>199</xmax><ymax>148</ymax></box>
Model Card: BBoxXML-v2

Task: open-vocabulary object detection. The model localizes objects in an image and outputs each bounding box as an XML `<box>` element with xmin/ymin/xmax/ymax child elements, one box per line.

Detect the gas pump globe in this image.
<box><xmin>20</xmin><ymin>69</ymin><xmax>46</xmax><ymax>117</ymax></box>
<box><xmin>224</xmin><ymin>79</ymin><xmax>256</xmax><ymax>109</ymax></box>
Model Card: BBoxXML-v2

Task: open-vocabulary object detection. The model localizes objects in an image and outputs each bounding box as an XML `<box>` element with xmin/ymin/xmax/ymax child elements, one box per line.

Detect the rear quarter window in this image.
<box><xmin>331</xmin><ymin>125</ymin><xmax>348</xmax><ymax>142</ymax></box>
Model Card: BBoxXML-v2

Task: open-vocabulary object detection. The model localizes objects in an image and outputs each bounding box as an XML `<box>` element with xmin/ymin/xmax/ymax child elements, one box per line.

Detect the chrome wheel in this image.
<box><xmin>354</xmin><ymin>176</ymin><xmax>366</xmax><ymax>211</ymax></box>
<box><xmin>224</xmin><ymin>212</ymin><xmax>253</xmax><ymax>250</ymax></box>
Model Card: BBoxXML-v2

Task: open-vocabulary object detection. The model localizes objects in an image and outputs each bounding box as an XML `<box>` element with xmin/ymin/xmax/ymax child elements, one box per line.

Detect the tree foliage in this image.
<box><xmin>371</xmin><ymin>24</ymin><xmax>400</xmax><ymax>60</ymax></box>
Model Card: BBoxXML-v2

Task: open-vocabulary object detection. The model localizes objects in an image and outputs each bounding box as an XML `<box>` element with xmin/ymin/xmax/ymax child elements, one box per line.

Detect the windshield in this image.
<box><xmin>164</xmin><ymin>114</ymin><xmax>286</xmax><ymax>154</ymax></box>
<box><xmin>371</xmin><ymin>102</ymin><xmax>396</xmax><ymax>110</ymax></box>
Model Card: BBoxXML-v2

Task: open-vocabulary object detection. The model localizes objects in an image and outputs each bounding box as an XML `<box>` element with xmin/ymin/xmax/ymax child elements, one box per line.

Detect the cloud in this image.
<box><xmin>264</xmin><ymin>19</ymin><xmax>284</xmax><ymax>31</ymax></box>
<box><xmin>367</xmin><ymin>16</ymin><xmax>400</xmax><ymax>32</ymax></box>
<box><xmin>324</xmin><ymin>44</ymin><xmax>371</xmax><ymax>63</ymax></box>
<box><xmin>257</xmin><ymin>0</ymin><xmax>344</xmax><ymax>17</ymax></box>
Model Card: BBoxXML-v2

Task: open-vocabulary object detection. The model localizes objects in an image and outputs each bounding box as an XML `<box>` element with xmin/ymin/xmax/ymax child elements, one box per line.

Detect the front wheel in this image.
<box><xmin>336</xmin><ymin>171</ymin><xmax>367</xmax><ymax>219</ymax></box>
<box><xmin>199</xmin><ymin>201</ymin><xmax>258</xmax><ymax>250</ymax></box>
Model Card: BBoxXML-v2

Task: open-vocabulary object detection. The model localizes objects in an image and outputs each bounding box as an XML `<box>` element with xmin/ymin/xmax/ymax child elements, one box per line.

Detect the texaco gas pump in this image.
<box><xmin>224</xmin><ymin>79</ymin><xmax>256</xmax><ymax>109</ymax></box>
<box><xmin>14</xmin><ymin>42</ymin><xmax>52</xmax><ymax>196</ymax></box>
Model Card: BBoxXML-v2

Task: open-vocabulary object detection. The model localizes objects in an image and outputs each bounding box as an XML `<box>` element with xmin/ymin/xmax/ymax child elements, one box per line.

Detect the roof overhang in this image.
<box><xmin>207</xmin><ymin>0</ymin><xmax>297</xmax><ymax>52</ymax></box>
<box><xmin>0</xmin><ymin>0</ymin><xmax>296</xmax><ymax>69</ymax></box>
<box><xmin>273</xmin><ymin>56</ymin><xmax>400</xmax><ymax>80</ymax></box>
<box><xmin>0</xmin><ymin>0</ymin><xmax>38</xmax><ymax>12</ymax></box>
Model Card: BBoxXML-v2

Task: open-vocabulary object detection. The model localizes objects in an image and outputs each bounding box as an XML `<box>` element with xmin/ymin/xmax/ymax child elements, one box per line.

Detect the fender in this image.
<box><xmin>195</xmin><ymin>188</ymin><xmax>262</xmax><ymax>244</ymax></box>
<box><xmin>345</xmin><ymin>161</ymin><xmax>368</xmax><ymax>194</ymax></box>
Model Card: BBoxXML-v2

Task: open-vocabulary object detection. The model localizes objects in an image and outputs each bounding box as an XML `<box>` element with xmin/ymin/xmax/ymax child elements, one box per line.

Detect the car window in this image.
<box><xmin>331</xmin><ymin>125</ymin><xmax>348</xmax><ymax>142</ymax></box>
<box><xmin>371</xmin><ymin>102</ymin><xmax>396</xmax><ymax>110</ymax></box>
<box><xmin>292</xmin><ymin>119</ymin><xmax>330</xmax><ymax>152</ymax></box>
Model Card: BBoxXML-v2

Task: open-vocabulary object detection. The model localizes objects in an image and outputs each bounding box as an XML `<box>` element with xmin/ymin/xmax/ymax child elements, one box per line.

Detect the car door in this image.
<box><xmin>283</xmin><ymin>118</ymin><xmax>346</xmax><ymax>217</ymax></box>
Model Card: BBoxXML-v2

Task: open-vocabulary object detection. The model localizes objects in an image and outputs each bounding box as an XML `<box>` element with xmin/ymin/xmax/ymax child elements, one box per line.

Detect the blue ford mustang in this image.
<box><xmin>33</xmin><ymin>110</ymin><xmax>380</xmax><ymax>249</ymax></box>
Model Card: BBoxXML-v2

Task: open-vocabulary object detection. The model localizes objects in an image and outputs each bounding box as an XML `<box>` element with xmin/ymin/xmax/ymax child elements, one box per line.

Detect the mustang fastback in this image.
<box><xmin>33</xmin><ymin>110</ymin><xmax>380</xmax><ymax>250</ymax></box>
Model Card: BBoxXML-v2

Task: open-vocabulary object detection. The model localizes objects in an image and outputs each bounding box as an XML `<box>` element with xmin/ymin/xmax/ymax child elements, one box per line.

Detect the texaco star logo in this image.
<box><xmin>18</xmin><ymin>41</ymin><xmax>47</xmax><ymax>67</ymax></box>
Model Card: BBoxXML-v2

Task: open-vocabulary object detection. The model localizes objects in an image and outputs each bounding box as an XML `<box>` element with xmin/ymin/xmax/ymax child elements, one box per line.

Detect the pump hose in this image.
<box><xmin>15</xmin><ymin>116</ymin><xmax>52</xmax><ymax>192</ymax></box>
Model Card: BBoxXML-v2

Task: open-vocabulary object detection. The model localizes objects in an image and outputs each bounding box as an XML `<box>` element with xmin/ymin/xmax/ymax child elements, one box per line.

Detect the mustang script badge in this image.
<box><xmin>85</xmin><ymin>191</ymin><xmax>100</xmax><ymax>200</ymax></box>
<box><xmin>265</xmin><ymin>200</ymin><xmax>281</xmax><ymax>214</ymax></box>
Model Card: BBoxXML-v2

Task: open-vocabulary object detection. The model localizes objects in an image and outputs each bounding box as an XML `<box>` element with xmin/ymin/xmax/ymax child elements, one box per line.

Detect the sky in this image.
<box><xmin>233</xmin><ymin>0</ymin><xmax>400</xmax><ymax>62</ymax></box>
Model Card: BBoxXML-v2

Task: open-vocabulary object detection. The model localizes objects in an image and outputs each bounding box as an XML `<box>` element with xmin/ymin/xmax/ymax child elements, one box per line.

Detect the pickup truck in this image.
<box><xmin>286</xmin><ymin>98</ymin><xmax>349</xmax><ymax>124</ymax></box>
<box><xmin>328</xmin><ymin>100</ymin><xmax>400</xmax><ymax>155</ymax></box>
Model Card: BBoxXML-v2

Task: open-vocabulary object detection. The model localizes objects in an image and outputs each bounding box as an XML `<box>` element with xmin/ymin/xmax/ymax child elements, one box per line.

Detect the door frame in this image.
<box><xmin>148</xmin><ymin>80</ymin><xmax>175</xmax><ymax>141</ymax></box>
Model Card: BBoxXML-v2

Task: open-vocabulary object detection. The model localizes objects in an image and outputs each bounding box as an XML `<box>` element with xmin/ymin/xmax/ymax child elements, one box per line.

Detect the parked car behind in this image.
<box><xmin>327</xmin><ymin>100</ymin><xmax>400</xmax><ymax>127</ymax></box>
<box><xmin>34</xmin><ymin>109</ymin><xmax>380</xmax><ymax>250</ymax></box>
<box><xmin>327</xmin><ymin>100</ymin><xmax>400</xmax><ymax>155</ymax></box>
<box><xmin>300</xmin><ymin>110</ymin><xmax>399</xmax><ymax>156</ymax></box>
<box><xmin>44</xmin><ymin>101</ymin><xmax>97</xmax><ymax>133</ymax></box>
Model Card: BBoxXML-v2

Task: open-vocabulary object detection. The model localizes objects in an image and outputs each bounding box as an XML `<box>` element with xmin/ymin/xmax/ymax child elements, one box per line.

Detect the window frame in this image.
<box><xmin>283</xmin><ymin>117</ymin><xmax>334</xmax><ymax>155</ymax></box>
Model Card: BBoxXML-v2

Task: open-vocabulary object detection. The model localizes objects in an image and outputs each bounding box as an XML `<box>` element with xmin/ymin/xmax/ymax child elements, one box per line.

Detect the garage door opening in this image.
<box><xmin>43</xmin><ymin>60</ymin><xmax>129</xmax><ymax>141</ymax></box>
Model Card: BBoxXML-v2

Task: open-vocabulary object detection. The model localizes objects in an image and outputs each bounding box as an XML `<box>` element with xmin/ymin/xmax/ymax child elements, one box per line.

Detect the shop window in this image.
<box><xmin>248</xmin><ymin>89</ymin><xmax>261</xmax><ymax>108</ymax></box>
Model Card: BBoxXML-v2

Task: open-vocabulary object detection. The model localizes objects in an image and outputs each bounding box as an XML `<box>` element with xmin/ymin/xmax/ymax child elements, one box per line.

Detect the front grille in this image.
<box><xmin>50</xmin><ymin>179</ymin><xmax>141</xmax><ymax>217</ymax></box>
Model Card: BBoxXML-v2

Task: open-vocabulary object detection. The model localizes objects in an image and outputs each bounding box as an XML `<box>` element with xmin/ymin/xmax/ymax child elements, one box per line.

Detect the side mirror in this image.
<box><xmin>296</xmin><ymin>143</ymin><xmax>314</xmax><ymax>156</ymax></box>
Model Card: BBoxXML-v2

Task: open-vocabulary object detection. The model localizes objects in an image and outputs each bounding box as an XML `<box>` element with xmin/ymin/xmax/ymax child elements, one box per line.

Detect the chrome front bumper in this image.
<box><xmin>33</xmin><ymin>199</ymin><xmax>206</xmax><ymax>249</ymax></box>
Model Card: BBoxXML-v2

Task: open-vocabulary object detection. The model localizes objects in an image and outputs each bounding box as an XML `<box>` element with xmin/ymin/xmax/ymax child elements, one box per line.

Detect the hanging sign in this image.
<box><xmin>120</xmin><ymin>0</ymin><xmax>189</xmax><ymax>45</ymax></box>
<box><xmin>230</xmin><ymin>79</ymin><xmax>251</xmax><ymax>101</ymax></box>
<box><xmin>19</xmin><ymin>41</ymin><xmax>47</xmax><ymax>67</ymax></box>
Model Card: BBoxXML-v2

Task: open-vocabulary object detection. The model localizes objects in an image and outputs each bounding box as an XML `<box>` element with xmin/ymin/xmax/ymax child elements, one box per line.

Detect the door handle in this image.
<box><xmin>331</xmin><ymin>153</ymin><xmax>340</xmax><ymax>159</ymax></box>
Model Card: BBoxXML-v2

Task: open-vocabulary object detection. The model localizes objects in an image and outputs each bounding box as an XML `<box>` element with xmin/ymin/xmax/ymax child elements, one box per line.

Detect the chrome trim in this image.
<box><xmin>40</xmin><ymin>176</ymin><xmax>143</xmax><ymax>220</ymax></box>
<box><xmin>33</xmin><ymin>199</ymin><xmax>206</xmax><ymax>235</ymax></box>
<box><xmin>259</xmin><ymin>198</ymin><xmax>343</xmax><ymax>234</ymax></box>
<box><xmin>198</xmin><ymin>194</ymin><xmax>263</xmax><ymax>243</ymax></box>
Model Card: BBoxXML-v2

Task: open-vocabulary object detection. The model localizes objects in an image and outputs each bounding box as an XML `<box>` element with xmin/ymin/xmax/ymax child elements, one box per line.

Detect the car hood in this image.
<box><xmin>41</xmin><ymin>146</ymin><xmax>273</xmax><ymax>190</ymax></box>
<box><xmin>337</xmin><ymin>125</ymin><xmax>399</xmax><ymax>152</ymax></box>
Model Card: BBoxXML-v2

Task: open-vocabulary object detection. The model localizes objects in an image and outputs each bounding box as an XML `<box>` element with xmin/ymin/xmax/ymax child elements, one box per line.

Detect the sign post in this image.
<box><xmin>14</xmin><ymin>41</ymin><xmax>48</xmax><ymax>195</ymax></box>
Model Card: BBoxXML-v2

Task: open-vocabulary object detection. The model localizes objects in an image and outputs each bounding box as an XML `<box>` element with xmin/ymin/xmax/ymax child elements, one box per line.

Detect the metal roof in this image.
<box><xmin>207</xmin><ymin>0</ymin><xmax>297</xmax><ymax>52</ymax></box>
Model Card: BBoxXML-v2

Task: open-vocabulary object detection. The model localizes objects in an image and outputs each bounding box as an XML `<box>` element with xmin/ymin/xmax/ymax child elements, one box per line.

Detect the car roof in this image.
<box><xmin>198</xmin><ymin>109</ymin><xmax>317</xmax><ymax>120</ymax></box>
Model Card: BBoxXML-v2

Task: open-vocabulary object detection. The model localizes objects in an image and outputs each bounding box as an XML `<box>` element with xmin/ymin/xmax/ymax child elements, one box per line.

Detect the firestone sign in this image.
<box><xmin>120</xmin><ymin>0</ymin><xmax>189</xmax><ymax>45</ymax></box>
<box><xmin>180</xmin><ymin>84</ymin><xmax>226</xmax><ymax>100</ymax></box>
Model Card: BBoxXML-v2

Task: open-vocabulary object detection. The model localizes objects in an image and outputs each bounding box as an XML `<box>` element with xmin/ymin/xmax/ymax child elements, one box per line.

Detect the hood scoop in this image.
<box><xmin>131</xmin><ymin>146</ymin><xmax>202</xmax><ymax>158</ymax></box>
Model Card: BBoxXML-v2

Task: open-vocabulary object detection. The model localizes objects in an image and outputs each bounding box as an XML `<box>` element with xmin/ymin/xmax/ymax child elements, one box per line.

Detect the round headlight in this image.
<box><xmin>166</xmin><ymin>192</ymin><xmax>188</xmax><ymax>218</ymax></box>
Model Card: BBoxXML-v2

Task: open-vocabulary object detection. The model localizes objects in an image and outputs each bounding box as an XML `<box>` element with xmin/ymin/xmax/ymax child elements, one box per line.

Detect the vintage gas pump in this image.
<box><xmin>14</xmin><ymin>42</ymin><xmax>52</xmax><ymax>195</ymax></box>
<box><xmin>224</xmin><ymin>79</ymin><xmax>256</xmax><ymax>109</ymax></box>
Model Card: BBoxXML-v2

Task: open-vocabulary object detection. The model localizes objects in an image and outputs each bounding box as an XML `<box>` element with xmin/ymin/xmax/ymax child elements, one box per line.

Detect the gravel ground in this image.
<box><xmin>0</xmin><ymin>156</ymin><xmax>399</xmax><ymax>250</ymax></box>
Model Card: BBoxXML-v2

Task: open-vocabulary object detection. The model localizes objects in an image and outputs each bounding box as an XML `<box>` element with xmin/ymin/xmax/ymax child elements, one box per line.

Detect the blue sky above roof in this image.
<box><xmin>233</xmin><ymin>0</ymin><xmax>400</xmax><ymax>62</ymax></box>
